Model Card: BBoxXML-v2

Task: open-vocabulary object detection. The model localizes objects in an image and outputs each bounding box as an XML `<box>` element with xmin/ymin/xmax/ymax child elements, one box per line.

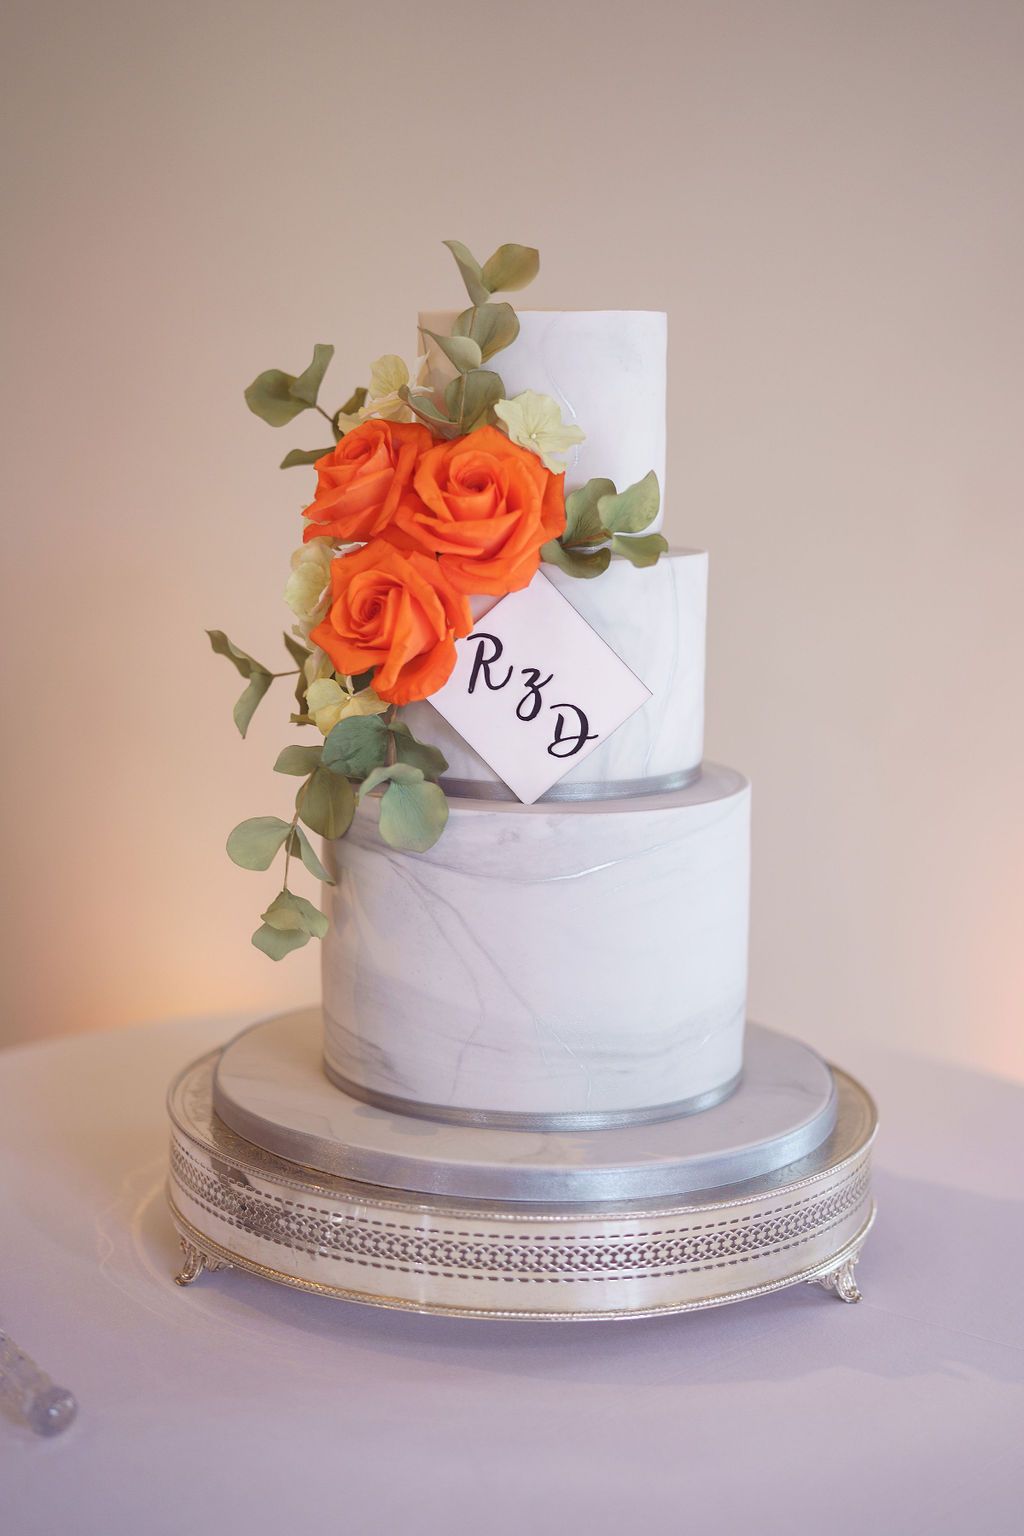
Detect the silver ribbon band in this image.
<box><xmin>322</xmin><ymin>1060</ymin><xmax>742</xmax><ymax>1133</ymax></box>
<box><xmin>439</xmin><ymin>764</ymin><xmax>702</xmax><ymax>805</ymax></box>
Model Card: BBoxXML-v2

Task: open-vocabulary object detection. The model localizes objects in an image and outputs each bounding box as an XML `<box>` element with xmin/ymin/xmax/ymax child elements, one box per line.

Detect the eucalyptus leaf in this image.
<box><xmin>233</xmin><ymin>668</ymin><xmax>273</xmax><ymax>737</ymax></box>
<box><xmin>206</xmin><ymin>630</ymin><xmax>267</xmax><ymax>679</ymax></box>
<box><xmin>339</xmin><ymin>386</ymin><xmax>368</xmax><ymax>416</ymax></box>
<box><xmin>281</xmin><ymin>630</ymin><xmax>312</xmax><ymax>710</ymax></box>
<box><xmin>563</xmin><ymin>478</ymin><xmax>616</xmax><ymax>546</ymax></box>
<box><xmin>379</xmin><ymin>777</ymin><xmax>449</xmax><ymax>853</ymax></box>
<box><xmin>597</xmin><ymin>470</ymin><xmax>661</xmax><ymax>534</ymax></box>
<box><xmin>398</xmin><ymin>385</ymin><xmax>452</xmax><ymax>428</ymax></box>
<box><xmin>244</xmin><ymin>368</ymin><xmax>307</xmax><ymax>427</ymax></box>
<box><xmin>252</xmin><ymin>921</ymin><xmax>311</xmax><ymax>960</ymax></box>
<box><xmin>389</xmin><ymin>720</ymin><xmax>448</xmax><ymax>779</ymax></box>
<box><xmin>445</xmin><ymin>369</ymin><xmax>504</xmax><ymax>430</ymax></box>
<box><xmin>261</xmin><ymin>888</ymin><xmax>328</xmax><ymax>939</ymax></box>
<box><xmin>611</xmin><ymin>532</ymin><xmax>669</xmax><ymax>568</ymax></box>
<box><xmin>443</xmin><ymin>239</ymin><xmax>490</xmax><ymax>306</ymax></box>
<box><xmin>358</xmin><ymin>762</ymin><xmax>425</xmax><ymax>798</ymax></box>
<box><xmin>289</xmin><ymin>344</ymin><xmax>335</xmax><ymax>407</ymax></box>
<box><xmin>452</xmin><ymin>303</ymin><xmax>520</xmax><ymax>361</ymax></box>
<box><xmin>322</xmin><ymin>715</ymin><xmax>389</xmax><ymax>778</ymax></box>
<box><xmin>480</xmin><ymin>243</ymin><xmax>540</xmax><ymax>294</ymax></box>
<box><xmin>289</xmin><ymin>824</ymin><xmax>335</xmax><ymax>884</ymax></box>
<box><xmin>423</xmin><ymin>329</ymin><xmax>483</xmax><ymax>375</ymax></box>
<box><xmin>280</xmin><ymin>446</ymin><xmax>333</xmax><ymax>468</ymax></box>
<box><xmin>226</xmin><ymin>816</ymin><xmax>293</xmax><ymax>871</ymax></box>
<box><xmin>274</xmin><ymin>744</ymin><xmax>323</xmax><ymax>776</ymax></box>
<box><xmin>298</xmin><ymin>766</ymin><xmax>355</xmax><ymax>840</ymax></box>
<box><xmin>282</xmin><ymin>631</ymin><xmax>310</xmax><ymax>667</ymax></box>
<box><xmin>540</xmin><ymin>540</ymin><xmax>612</xmax><ymax>579</ymax></box>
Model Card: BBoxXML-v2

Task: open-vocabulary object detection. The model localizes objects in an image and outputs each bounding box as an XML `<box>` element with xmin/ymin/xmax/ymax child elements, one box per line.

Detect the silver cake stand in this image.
<box><xmin>166</xmin><ymin>1012</ymin><xmax>876</xmax><ymax>1320</ymax></box>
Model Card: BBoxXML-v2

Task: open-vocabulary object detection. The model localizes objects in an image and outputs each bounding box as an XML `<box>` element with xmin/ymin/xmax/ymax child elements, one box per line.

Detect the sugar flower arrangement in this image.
<box><xmin>211</xmin><ymin>239</ymin><xmax>667</xmax><ymax>959</ymax></box>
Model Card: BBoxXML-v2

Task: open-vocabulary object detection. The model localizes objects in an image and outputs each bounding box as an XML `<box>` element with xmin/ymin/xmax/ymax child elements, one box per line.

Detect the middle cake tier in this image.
<box><xmin>400</xmin><ymin>549</ymin><xmax>707</xmax><ymax>798</ymax></box>
<box><xmin>322</xmin><ymin>763</ymin><xmax>751</xmax><ymax>1128</ymax></box>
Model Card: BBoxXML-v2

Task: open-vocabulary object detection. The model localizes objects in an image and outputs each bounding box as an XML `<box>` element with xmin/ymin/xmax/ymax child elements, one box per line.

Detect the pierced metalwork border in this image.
<box><xmin>168</xmin><ymin>1199</ymin><xmax>875</xmax><ymax>1321</ymax></box>
<box><xmin>169</xmin><ymin>1137</ymin><xmax>871</xmax><ymax>1286</ymax></box>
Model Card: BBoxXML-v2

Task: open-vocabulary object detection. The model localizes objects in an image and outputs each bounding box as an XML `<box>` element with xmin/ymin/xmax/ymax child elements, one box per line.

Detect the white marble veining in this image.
<box><xmin>400</xmin><ymin>551</ymin><xmax>707</xmax><ymax>792</ymax></box>
<box><xmin>419</xmin><ymin>309</ymin><xmax>667</xmax><ymax>519</ymax></box>
<box><xmin>214</xmin><ymin>1011</ymin><xmax>836</xmax><ymax>1202</ymax></box>
<box><xmin>322</xmin><ymin>765</ymin><xmax>751</xmax><ymax>1121</ymax></box>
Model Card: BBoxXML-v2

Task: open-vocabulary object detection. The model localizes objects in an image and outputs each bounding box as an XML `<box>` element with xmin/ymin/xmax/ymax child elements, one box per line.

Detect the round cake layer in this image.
<box><xmin>400</xmin><ymin>550</ymin><xmax>707</xmax><ymax>796</ymax></box>
<box><xmin>322</xmin><ymin>764</ymin><xmax>750</xmax><ymax>1123</ymax></box>
<box><xmin>419</xmin><ymin>309</ymin><xmax>667</xmax><ymax>521</ymax></box>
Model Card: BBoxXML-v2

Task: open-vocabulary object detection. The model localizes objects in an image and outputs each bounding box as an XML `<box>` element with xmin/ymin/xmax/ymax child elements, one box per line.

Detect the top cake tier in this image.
<box><xmin>419</xmin><ymin>309</ymin><xmax>667</xmax><ymax>528</ymax></box>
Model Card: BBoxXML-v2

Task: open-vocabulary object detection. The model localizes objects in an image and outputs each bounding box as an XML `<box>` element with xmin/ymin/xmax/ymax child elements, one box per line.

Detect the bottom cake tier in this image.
<box><xmin>322</xmin><ymin>762</ymin><xmax>751</xmax><ymax>1127</ymax></box>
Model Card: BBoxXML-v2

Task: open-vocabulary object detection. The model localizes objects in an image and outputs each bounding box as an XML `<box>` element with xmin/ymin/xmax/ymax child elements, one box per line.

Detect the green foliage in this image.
<box><xmin>442</xmin><ymin>240</ymin><xmax>491</xmax><ymax>306</ymax></box>
<box><xmin>289</xmin><ymin>344</ymin><xmax>335</xmax><ymax>407</ymax></box>
<box><xmin>339</xmin><ymin>386</ymin><xmax>368</xmax><ymax>416</ymax></box>
<box><xmin>251</xmin><ymin>889</ymin><xmax>328</xmax><ymax>957</ymax></box>
<box><xmin>423</xmin><ymin>329</ymin><xmax>483</xmax><ymax>375</ymax></box>
<box><xmin>226</xmin><ymin>816</ymin><xmax>293</xmax><ymax>871</ymax></box>
<box><xmin>443</xmin><ymin>239</ymin><xmax>540</xmax><ymax>305</ymax></box>
<box><xmin>261</xmin><ymin>888</ymin><xmax>328</xmax><ymax>939</ymax></box>
<box><xmin>611</xmin><ymin>532</ymin><xmax>669</xmax><ymax>567</ymax></box>
<box><xmin>252</xmin><ymin>921</ymin><xmax>311</xmax><ymax>960</ymax></box>
<box><xmin>389</xmin><ymin>720</ymin><xmax>448</xmax><ymax>779</ymax></box>
<box><xmin>480</xmin><ymin>243</ymin><xmax>540</xmax><ymax>294</ymax></box>
<box><xmin>597</xmin><ymin>470</ymin><xmax>661</xmax><ymax>534</ymax></box>
<box><xmin>562</xmin><ymin>478</ymin><xmax>616</xmax><ymax>547</ymax></box>
<box><xmin>322</xmin><ymin>715</ymin><xmax>389</xmax><ymax>778</ymax></box>
<box><xmin>286</xmin><ymin>825</ymin><xmax>334</xmax><ymax>884</ymax></box>
<box><xmin>244</xmin><ymin>343</ymin><xmax>335</xmax><ymax>426</ymax></box>
<box><xmin>274</xmin><ymin>744</ymin><xmax>323</xmax><ymax>776</ymax></box>
<box><xmin>541</xmin><ymin>541</ymin><xmax>612</xmax><ymax>579</ymax></box>
<box><xmin>360</xmin><ymin>764</ymin><xmax>449</xmax><ymax>853</ymax></box>
<box><xmin>298</xmin><ymin>767</ymin><xmax>356</xmax><ymax>840</ymax></box>
<box><xmin>207</xmin><ymin>630</ymin><xmax>275</xmax><ymax>737</ymax></box>
<box><xmin>452</xmin><ymin>303</ymin><xmax>520</xmax><ymax>361</ymax></box>
<box><xmin>445</xmin><ymin>369</ymin><xmax>504</xmax><ymax>431</ymax></box>
<box><xmin>280</xmin><ymin>446</ymin><xmax>333</xmax><ymax>468</ymax></box>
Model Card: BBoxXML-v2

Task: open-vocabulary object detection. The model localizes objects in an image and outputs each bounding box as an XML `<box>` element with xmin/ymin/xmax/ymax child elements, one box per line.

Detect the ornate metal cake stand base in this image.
<box><xmin>166</xmin><ymin>1041</ymin><xmax>876</xmax><ymax>1321</ymax></box>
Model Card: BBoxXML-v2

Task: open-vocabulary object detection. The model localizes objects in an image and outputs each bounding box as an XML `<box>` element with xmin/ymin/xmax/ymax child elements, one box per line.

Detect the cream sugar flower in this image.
<box><xmin>305</xmin><ymin>677</ymin><xmax>388</xmax><ymax>736</ymax></box>
<box><xmin>336</xmin><ymin>354</ymin><xmax>431</xmax><ymax>428</ymax></box>
<box><xmin>284</xmin><ymin>538</ymin><xmax>334</xmax><ymax>635</ymax></box>
<box><xmin>494</xmin><ymin>390</ymin><xmax>585</xmax><ymax>473</ymax></box>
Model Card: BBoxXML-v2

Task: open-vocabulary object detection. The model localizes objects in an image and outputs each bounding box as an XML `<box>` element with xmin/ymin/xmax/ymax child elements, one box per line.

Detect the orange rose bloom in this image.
<box><xmin>309</xmin><ymin>539</ymin><xmax>472</xmax><ymax>706</ymax></box>
<box><xmin>302</xmin><ymin>420</ymin><xmax>433</xmax><ymax>544</ymax></box>
<box><xmin>396</xmin><ymin>426</ymin><xmax>566</xmax><ymax>595</ymax></box>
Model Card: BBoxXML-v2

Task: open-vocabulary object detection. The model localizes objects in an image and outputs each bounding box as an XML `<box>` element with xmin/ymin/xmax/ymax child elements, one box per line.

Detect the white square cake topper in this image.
<box><xmin>430</xmin><ymin>573</ymin><xmax>651</xmax><ymax>804</ymax></box>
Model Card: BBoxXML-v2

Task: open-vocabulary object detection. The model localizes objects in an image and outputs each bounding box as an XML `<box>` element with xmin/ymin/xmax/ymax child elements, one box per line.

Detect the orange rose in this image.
<box><xmin>396</xmin><ymin>426</ymin><xmax>566</xmax><ymax>595</ymax></box>
<box><xmin>309</xmin><ymin>539</ymin><xmax>472</xmax><ymax>706</ymax></box>
<box><xmin>302</xmin><ymin>420</ymin><xmax>433</xmax><ymax>544</ymax></box>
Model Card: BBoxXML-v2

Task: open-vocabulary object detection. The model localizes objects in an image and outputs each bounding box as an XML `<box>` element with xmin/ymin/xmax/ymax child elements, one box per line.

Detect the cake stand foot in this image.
<box><xmin>810</xmin><ymin>1253</ymin><xmax>863</xmax><ymax>1304</ymax></box>
<box><xmin>173</xmin><ymin>1238</ymin><xmax>230</xmax><ymax>1287</ymax></box>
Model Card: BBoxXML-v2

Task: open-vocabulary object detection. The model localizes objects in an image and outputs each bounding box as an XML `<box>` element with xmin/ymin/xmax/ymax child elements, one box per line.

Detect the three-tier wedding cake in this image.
<box><xmin>172</xmin><ymin>239</ymin><xmax>875</xmax><ymax>1319</ymax></box>
<box><xmin>322</xmin><ymin>309</ymin><xmax>751</xmax><ymax>1127</ymax></box>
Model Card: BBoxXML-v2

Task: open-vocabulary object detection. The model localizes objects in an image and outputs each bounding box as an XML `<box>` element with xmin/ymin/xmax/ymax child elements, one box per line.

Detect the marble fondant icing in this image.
<box><xmin>399</xmin><ymin>550</ymin><xmax>707</xmax><ymax>796</ymax></box>
<box><xmin>322</xmin><ymin>765</ymin><xmax>751</xmax><ymax>1123</ymax></box>
<box><xmin>418</xmin><ymin>309</ymin><xmax>667</xmax><ymax>522</ymax></box>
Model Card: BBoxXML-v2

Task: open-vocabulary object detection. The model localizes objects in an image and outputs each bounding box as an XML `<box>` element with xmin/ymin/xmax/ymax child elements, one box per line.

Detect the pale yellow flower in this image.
<box><xmin>285</xmin><ymin>539</ymin><xmax>334</xmax><ymax>635</ymax></box>
<box><xmin>342</xmin><ymin>354</ymin><xmax>432</xmax><ymax>427</ymax></box>
<box><xmin>305</xmin><ymin>677</ymin><xmax>388</xmax><ymax>736</ymax></box>
<box><xmin>302</xmin><ymin>645</ymin><xmax>334</xmax><ymax>689</ymax></box>
<box><xmin>494</xmin><ymin>390</ymin><xmax>585</xmax><ymax>473</ymax></box>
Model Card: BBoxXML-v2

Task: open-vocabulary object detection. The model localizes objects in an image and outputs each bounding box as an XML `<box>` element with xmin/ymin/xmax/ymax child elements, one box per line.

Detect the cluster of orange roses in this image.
<box><xmin>303</xmin><ymin>420</ymin><xmax>566</xmax><ymax>706</ymax></box>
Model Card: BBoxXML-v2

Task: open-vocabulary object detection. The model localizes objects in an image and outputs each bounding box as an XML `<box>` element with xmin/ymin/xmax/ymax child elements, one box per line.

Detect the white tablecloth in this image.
<box><xmin>2</xmin><ymin>1015</ymin><xmax>1022</xmax><ymax>1535</ymax></box>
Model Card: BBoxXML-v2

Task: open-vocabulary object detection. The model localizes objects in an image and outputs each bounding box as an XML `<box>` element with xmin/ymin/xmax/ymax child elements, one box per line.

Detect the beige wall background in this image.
<box><xmin>2</xmin><ymin>0</ymin><xmax>1021</xmax><ymax>1081</ymax></box>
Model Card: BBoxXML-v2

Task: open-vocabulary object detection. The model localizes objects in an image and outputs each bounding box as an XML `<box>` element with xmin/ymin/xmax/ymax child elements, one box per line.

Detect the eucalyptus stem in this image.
<box><xmin>283</xmin><ymin>776</ymin><xmax>313</xmax><ymax>890</ymax></box>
